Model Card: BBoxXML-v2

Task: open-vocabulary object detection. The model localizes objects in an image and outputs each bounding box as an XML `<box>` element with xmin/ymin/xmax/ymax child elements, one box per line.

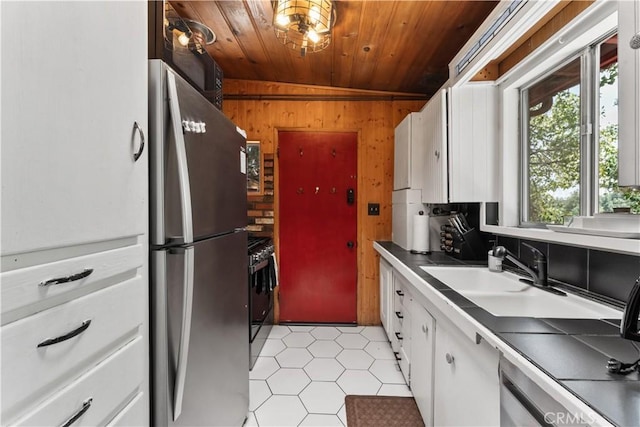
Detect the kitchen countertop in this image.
<box><xmin>376</xmin><ymin>241</ymin><xmax>640</xmax><ymax>427</ymax></box>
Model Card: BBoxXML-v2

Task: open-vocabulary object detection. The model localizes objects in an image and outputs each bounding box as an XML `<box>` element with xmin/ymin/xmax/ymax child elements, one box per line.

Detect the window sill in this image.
<box><xmin>481</xmin><ymin>224</ymin><xmax>640</xmax><ymax>256</ymax></box>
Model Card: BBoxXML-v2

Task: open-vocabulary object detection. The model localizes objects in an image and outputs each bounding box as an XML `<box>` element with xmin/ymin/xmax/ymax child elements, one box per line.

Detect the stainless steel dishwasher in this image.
<box><xmin>500</xmin><ymin>357</ymin><xmax>589</xmax><ymax>427</ymax></box>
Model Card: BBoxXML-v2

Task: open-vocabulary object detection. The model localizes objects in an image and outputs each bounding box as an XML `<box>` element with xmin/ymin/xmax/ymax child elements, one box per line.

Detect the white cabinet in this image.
<box><xmin>421</xmin><ymin>84</ymin><xmax>497</xmax><ymax>203</ymax></box>
<box><xmin>1</xmin><ymin>1</ymin><xmax>148</xmax><ymax>255</ymax></box>
<box><xmin>433</xmin><ymin>320</ymin><xmax>500</xmax><ymax>427</ymax></box>
<box><xmin>391</xmin><ymin>272</ymin><xmax>412</xmax><ymax>383</ymax></box>
<box><xmin>618</xmin><ymin>0</ymin><xmax>640</xmax><ymax>187</ymax></box>
<box><xmin>394</xmin><ymin>112</ymin><xmax>426</xmax><ymax>191</ymax></box>
<box><xmin>1</xmin><ymin>1</ymin><xmax>149</xmax><ymax>425</ymax></box>
<box><xmin>409</xmin><ymin>299</ymin><xmax>435</xmax><ymax>425</ymax></box>
<box><xmin>379</xmin><ymin>258</ymin><xmax>393</xmax><ymax>338</ymax></box>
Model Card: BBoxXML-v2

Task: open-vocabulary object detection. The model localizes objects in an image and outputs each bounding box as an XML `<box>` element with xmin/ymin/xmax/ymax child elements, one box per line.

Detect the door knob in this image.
<box><xmin>347</xmin><ymin>241</ymin><xmax>354</xmax><ymax>249</ymax></box>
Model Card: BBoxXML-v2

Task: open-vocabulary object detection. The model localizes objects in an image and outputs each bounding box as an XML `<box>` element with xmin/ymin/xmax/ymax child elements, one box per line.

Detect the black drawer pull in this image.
<box><xmin>61</xmin><ymin>397</ymin><xmax>93</xmax><ymax>427</ymax></box>
<box><xmin>40</xmin><ymin>269</ymin><xmax>94</xmax><ymax>287</ymax></box>
<box><xmin>396</xmin><ymin>290</ymin><xmax>404</xmax><ymax>296</ymax></box>
<box><xmin>37</xmin><ymin>320</ymin><xmax>92</xmax><ymax>348</ymax></box>
<box><xmin>395</xmin><ymin>311</ymin><xmax>404</xmax><ymax>319</ymax></box>
<box><xmin>395</xmin><ymin>332</ymin><xmax>403</xmax><ymax>340</ymax></box>
<box><xmin>394</xmin><ymin>351</ymin><xmax>401</xmax><ymax>361</ymax></box>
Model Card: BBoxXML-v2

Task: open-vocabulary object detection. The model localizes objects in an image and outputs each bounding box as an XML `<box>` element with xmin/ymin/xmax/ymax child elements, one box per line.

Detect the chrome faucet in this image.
<box><xmin>493</xmin><ymin>243</ymin><xmax>548</xmax><ymax>286</ymax></box>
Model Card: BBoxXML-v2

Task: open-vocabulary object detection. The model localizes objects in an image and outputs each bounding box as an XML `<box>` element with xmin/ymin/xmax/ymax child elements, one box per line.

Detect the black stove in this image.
<box><xmin>247</xmin><ymin>236</ymin><xmax>275</xmax><ymax>369</ymax></box>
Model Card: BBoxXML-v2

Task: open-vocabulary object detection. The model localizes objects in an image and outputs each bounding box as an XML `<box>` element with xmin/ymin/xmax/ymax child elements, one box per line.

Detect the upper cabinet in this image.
<box><xmin>1</xmin><ymin>1</ymin><xmax>148</xmax><ymax>255</ymax></box>
<box><xmin>618</xmin><ymin>0</ymin><xmax>640</xmax><ymax>187</ymax></box>
<box><xmin>393</xmin><ymin>112</ymin><xmax>425</xmax><ymax>191</ymax></box>
<box><xmin>421</xmin><ymin>83</ymin><xmax>497</xmax><ymax>204</ymax></box>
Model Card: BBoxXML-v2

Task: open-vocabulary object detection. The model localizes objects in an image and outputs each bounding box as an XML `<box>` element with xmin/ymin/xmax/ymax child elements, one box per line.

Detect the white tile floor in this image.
<box><xmin>246</xmin><ymin>325</ymin><xmax>412</xmax><ymax>427</ymax></box>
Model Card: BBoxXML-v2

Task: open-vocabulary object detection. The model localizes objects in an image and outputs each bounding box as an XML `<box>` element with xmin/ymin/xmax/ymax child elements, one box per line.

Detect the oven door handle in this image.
<box><xmin>250</xmin><ymin>259</ymin><xmax>269</xmax><ymax>275</ymax></box>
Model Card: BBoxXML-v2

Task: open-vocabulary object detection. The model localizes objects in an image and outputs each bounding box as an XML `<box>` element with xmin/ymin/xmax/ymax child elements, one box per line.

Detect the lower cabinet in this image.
<box><xmin>379</xmin><ymin>263</ymin><xmax>500</xmax><ymax>426</ymax></box>
<box><xmin>379</xmin><ymin>258</ymin><xmax>393</xmax><ymax>339</ymax></box>
<box><xmin>433</xmin><ymin>320</ymin><xmax>500</xmax><ymax>426</ymax></box>
<box><xmin>409</xmin><ymin>299</ymin><xmax>435</xmax><ymax>425</ymax></box>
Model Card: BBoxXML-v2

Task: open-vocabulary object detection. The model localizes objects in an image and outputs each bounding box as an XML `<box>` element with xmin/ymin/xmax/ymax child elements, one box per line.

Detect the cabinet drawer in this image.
<box><xmin>399</xmin><ymin>346</ymin><xmax>411</xmax><ymax>384</ymax></box>
<box><xmin>2</xmin><ymin>244</ymin><xmax>143</xmax><ymax>324</ymax></box>
<box><xmin>1</xmin><ymin>277</ymin><xmax>145</xmax><ymax>421</ymax></box>
<box><xmin>12</xmin><ymin>336</ymin><xmax>145</xmax><ymax>426</ymax></box>
<box><xmin>107</xmin><ymin>392</ymin><xmax>147</xmax><ymax>427</ymax></box>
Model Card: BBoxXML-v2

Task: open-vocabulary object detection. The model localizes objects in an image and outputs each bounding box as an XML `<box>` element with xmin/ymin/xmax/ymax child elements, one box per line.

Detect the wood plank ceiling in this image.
<box><xmin>169</xmin><ymin>0</ymin><xmax>498</xmax><ymax>97</ymax></box>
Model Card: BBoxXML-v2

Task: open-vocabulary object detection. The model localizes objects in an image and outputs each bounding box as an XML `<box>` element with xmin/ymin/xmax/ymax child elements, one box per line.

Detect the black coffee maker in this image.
<box><xmin>621</xmin><ymin>276</ymin><xmax>640</xmax><ymax>342</ymax></box>
<box><xmin>607</xmin><ymin>277</ymin><xmax>640</xmax><ymax>375</ymax></box>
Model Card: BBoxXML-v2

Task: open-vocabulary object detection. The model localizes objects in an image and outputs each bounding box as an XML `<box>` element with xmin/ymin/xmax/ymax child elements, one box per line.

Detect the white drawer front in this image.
<box><xmin>1</xmin><ymin>277</ymin><xmax>145</xmax><ymax>421</ymax></box>
<box><xmin>107</xmin><ymin>392</ymin><xmax>147</xmax><ymax>427</ymax></box>
<box><xmin>2</xmin><ymin>244</ymin><xmax>143</xmax><ymax>324</ymax></box>
<box><xmin>12</xmin><ymin>337</ymin><xmax>145</xmax><ymax>427</ymax></box>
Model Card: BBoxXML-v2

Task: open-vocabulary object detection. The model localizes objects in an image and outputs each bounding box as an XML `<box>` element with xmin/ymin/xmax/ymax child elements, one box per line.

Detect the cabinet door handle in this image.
<box><xmin>395</xmin><ymin>290</ymin><xmax>404</xmax><ymax>296</ymax></box>
<box><xmin>631</xmin><ymin>32</ymin><xmax>640</xmax><ymax>50</ymax></box>
<box><xmin>435</xmin><ymin>149</ymin><xmax>440</xmax><ymax>159</ymax></box>
<box><xmin>37</xmin><ymin>320</ymin><xmax>92</xmax><ymax>348</ymax></box>
<box><xmin>395</xmin><ymin>311</ymin><xmax>404</xmax><ymax>319</ymax></box>
<box><xmin>422</xmin><ymin>324</ymin><xmax>428</xmax><ymax>334</ymax></box>
<box><xmin>395</xmin><ymin>332</ymin><xmax>403</xmax><ymax>340</ymax></box>
<box><xmin>39</xmin><ymin>268</ymin><xmax>93</xmax><ymax>287</ymax></box>
<box><xmin>394</xmin><ymin>351</ymin><xmax>401</xmax><ymax>361</ymax></box>
<box><xmin>133</xmin><ymin>121</ymin><xmax>145</xmax><ymax>162</ymax></box>
<box><xmin>60</xmin><ymin>397</ymin><xmax>93</xmax><ymax>427</ymax></box>
<box><xmin>445</xmin><ymin>352</ymin><xmax>454</xmax><ymax>364</ymax></box>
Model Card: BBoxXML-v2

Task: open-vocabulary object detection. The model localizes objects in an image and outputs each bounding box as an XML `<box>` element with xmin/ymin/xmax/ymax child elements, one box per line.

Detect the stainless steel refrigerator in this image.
<box><xmin>148</xmin><ymin>59</ymin><xmax>249</xmax><ymax>426</ymax></box>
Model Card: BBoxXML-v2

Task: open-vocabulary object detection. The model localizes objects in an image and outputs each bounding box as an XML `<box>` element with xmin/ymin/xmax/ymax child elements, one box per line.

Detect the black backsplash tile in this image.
<box><xmin>548</xmin><ymin>243</ymin><xmax>588</xmax><ymax>289</ymax></box>
<box><xmin>589</xmin><ymin>250</ymin><xmax>640</xmax><ymax>303</ymax></box>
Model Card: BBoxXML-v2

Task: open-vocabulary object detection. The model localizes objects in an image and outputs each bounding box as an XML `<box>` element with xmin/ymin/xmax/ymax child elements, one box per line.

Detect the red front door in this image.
<box><xmin>278</xmin><ymin>131</ymin><xmax>357</xmax><ymax>323</ymax></box>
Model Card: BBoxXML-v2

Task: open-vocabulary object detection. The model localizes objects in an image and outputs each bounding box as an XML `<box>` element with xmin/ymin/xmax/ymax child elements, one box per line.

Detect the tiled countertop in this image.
<box><xmin>376</xmin><ymin>241</ymin><xmax>640</xmax><ymax>427</ymax></box>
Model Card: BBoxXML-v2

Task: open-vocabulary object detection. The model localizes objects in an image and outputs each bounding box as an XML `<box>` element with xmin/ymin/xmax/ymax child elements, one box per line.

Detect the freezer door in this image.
<box><xmin>149</xmin><ymin>61</ymin><xmax>247</xmax><ymax>245</ymax></box>
<box><xmin>151</xmin><ymin>231</ymin><xmax>249</xmax><ymax>426</ymax></box>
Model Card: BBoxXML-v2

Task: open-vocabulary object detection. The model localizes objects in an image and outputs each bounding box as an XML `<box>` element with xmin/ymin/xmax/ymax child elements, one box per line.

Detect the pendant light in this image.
<box><xmin>273</xmin><ymin>0</ymin><xmax>336</xmax><ymax>57</ymax></box>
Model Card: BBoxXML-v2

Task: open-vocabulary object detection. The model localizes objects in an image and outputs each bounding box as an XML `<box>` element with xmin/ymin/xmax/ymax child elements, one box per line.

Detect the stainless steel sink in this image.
<box><xmin>420</xmin><ymin>266</ymin><xmax>622</xmax><ymax>319</ymax></box>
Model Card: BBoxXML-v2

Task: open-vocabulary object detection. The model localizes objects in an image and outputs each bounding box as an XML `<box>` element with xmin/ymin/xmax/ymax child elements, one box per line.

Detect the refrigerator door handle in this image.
<box><xmin>172</xmin><ymin>246</ymin><xmax>195</xmax><ymax>421</ymax></box>
<box><xmin>166</xmin><ymin>70</ymin><xmax>194</xmax><ymax>243</ymax></box>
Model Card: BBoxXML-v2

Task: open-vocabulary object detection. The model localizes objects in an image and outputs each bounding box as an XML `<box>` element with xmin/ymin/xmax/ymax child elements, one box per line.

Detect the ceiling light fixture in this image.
<box><xmin>164</xmin><ymin>4</ymin><xmax>216</xmax><ymax>55</ymax></box>
<box><xmin>273</xmin><ymin>0</ymin><xmax>335</xmax><ymax>57</ymax></box>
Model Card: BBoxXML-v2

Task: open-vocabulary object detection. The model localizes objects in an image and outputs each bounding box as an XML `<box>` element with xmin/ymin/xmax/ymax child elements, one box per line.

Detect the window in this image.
<box><xmin>521</xmin><ymin>33</ymin><xmax>638</xmax><ymax>225</ymax></box>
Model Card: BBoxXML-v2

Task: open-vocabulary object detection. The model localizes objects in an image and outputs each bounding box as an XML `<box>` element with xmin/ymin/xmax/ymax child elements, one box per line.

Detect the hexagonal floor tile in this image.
<box><xmin>249</xmin><ymin>380</ymin><xmax>272</xmax><ymax>411</ymax></box>
<box><xmin>260</xmin><ymin>338</ymin><xmax>286</xmax><ymax>357</ymax></box>
<box><xmin>337</xmin><ymin>403</ymin><xmax>347</xmax><ymax>426</ymax></box>
<box><xmin>310</xmin><ymin>326</ymin><xmax>341</xmax><ymax>340</ymax></box>
<box><xmin>304</xmin><ymin>358</ymin><xmax>345</xmax><ymax>381</ymax></box>
<box><xmin>369</xmin><ymin>360</ymin><xmax>406</xmax><ymax>384</ymax></box>
<box><xmin>336</xmin><ymin>349</ymin><xmax>374</xmax><ymax>369</ymax></box>
<box><xmin>308</xmin><ymin>340</ymin><xmax>342</xmax><ymax>358</ymax></box>
<box><xmin>378</xmin><ymin>384</ymin><xmax>413</xmax><ymax>397</ymax></box>
<box><xmin>299</xmin><ymin>414</ymin><xmax>344</xmax><ymax>426</ymax></box>
<box><xmin>283</xmin><ymin>332</ymin><xmax>315</xmax><ymax>348</ymax></box>
<box><xmin>254</xmin><ymin>395</ymin><xmax>307</xmax><ymax>427</ymax></box>
<box><xmin>337</xmin><ymin>370</ymin><xmax>382</xmax><ymax>395</ymax></box>
<box><xmin>337</xmin><ymin>326</ymin><xmax>365</xmax><ymax>333</ymax></box>
<box><xmin>275</xmin><ymin>347</ymin><xmax>313</xmax><ymax>368</ymax></box>
<box><xmin>250</xmin><ymin>356</ymin><xmax>279</xmax><ymax>380</ymax></box>
<box><xmin>268</xmin><ymin>325</ymin><xmax>291</xmax><ymax>339</ymax></box>
<box><xmin>360</xmin><ymin>326</ymin><xmax>388</xmax><ymax>342</ymax></box>
<box><xmin>267</xmin><ymin>368</ymin><xmax>311</xmax><ymax>395</ymax></box>
<box><xmin>288</xmin><ymin>325</ymin><xmax>315</xmax><ymax>332</ymax></box>
<box><xmin>300</xmin><ymin>382</ymin><xmax>346</xmax><ymax>414</ymax></box>
<box><xmin>336</xmin><ymin>333</ymin><xmax>369</xmax><ymax>349</ymax></box>
<box><xmin>364</xmin><ymin>341</ymin><xmax>396</xmax><ymax>360</ymax></box>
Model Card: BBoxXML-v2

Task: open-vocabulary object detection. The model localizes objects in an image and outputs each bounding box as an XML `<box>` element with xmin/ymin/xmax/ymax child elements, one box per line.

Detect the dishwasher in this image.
<box><xmin>499</xmin><ymin>357</ymin><xmax>590</xmax><ymax>427</ymax></box>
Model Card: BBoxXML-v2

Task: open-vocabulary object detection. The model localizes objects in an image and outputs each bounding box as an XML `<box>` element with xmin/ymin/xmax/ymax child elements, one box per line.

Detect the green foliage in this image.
<box><xmin>526</xmin><ymin>64</ymin><xmax>640</xmax><ymax>223</ymax></box>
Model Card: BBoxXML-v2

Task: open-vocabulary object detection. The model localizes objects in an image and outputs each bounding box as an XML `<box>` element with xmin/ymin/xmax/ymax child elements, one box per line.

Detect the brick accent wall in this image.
<box><xmin>247</xmin><ymin>153</ymin><xmax>274</xmax><ymax>237</ymax></box>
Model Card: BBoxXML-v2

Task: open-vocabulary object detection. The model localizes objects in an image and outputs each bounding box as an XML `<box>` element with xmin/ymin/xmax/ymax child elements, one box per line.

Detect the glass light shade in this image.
<box><xmin>273</xmin><ymin>0</ymin><xmax>335</xmax><ymax>55</ymax></box>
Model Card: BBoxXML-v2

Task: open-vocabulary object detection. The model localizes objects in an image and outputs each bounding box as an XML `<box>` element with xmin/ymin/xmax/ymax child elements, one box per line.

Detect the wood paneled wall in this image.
<box><xmin>223</xmin><ymin>79</ymin><xmax>425</xmax><ymax>325</ymax></box>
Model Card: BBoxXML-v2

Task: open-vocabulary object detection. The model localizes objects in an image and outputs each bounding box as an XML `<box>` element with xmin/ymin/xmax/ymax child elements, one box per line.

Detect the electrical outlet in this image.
<box><xmin>368</xmin><ymin>203</ymin><xmax>380</xmax><ymax>216</ymax></box>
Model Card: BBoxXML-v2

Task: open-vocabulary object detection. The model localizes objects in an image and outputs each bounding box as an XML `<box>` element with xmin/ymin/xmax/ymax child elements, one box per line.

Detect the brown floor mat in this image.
<box><xmin>344</xmin><ymin>395</ymin><xmax>425</xmax><ymax>427</ymax></box>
